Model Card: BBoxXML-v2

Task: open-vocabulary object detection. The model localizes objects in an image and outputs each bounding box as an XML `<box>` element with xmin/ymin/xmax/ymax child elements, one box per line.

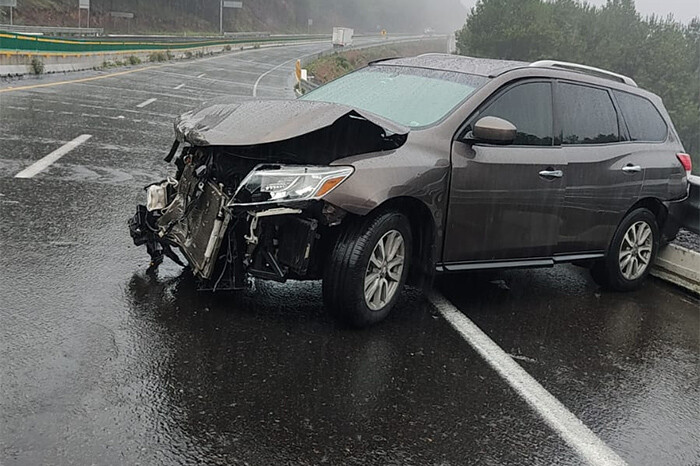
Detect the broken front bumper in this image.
<box><xmin>129</xmin><ymin>163</ymin><xmax>345</xmax><ymax>291</ymax></box>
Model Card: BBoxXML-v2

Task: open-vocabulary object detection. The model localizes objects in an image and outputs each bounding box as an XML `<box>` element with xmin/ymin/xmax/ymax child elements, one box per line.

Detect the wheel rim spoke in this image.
<box><xmin>365</xmin><ymin>275</ymin><xmax>380</xmax><ymax>301</ymax></box>
<box><xmin>620</xmin><ymin>254</ymin><xmax>632</xmax><ymax>270</ymax></box>
<box><xmin>376</xmin><ymin>236</ymin><xmax>386</xmax><ymax>262</ymax></box>
<box><xmin>369</xmin><ymin>250</ymin><xmax>382</xmax><ymax>268</ymax></box>
<box><xmin>387</xmin><ymin>233</ymin><xmax>402</xmax><ymax>260</ymax></box>
<box><xmin>620</xmin><ymin>249</ymin><xmax>633</xmax><ymax>260</ymax></box>
<box><xmin>638</xmin><ymin>226</ymin><xmax>651</xmax><ymax>245</ymax></box>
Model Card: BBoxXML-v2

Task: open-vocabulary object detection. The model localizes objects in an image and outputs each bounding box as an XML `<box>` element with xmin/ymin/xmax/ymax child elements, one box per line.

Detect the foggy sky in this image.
<box><xmin>460</xmin><ymin>0</ymin><xmax>699</xmax><ymax>24</ymax></box>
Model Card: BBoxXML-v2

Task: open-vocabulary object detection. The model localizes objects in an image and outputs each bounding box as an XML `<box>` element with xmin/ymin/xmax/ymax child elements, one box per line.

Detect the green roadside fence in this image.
<box><xmin>0</xmin><ymin>30</ymin><xmax>326</xmax><ymax>56</ymax></box>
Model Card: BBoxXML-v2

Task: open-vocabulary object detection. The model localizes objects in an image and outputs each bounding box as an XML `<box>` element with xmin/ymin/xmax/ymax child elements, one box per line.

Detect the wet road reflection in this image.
<box><xmin>119</xmin><ymin>271</ymin><xmax>577</xmax><ymax>465</ymax></box>
<box><xmin>439</xmin><ymin>267</ymin><xmax>700</xmax><ymax>466</ymax></box>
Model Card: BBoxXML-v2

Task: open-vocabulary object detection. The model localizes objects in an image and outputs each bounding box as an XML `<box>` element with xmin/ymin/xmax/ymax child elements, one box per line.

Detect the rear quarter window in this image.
<box><xmin>613</xmin><ymin>91</ymin><xmax>668</xmax><ymax>142</ymax></box>
<box><xmin>557</xmin><ymin>83</ymin><xmax>620</xmax><ymax>145</ymax></box>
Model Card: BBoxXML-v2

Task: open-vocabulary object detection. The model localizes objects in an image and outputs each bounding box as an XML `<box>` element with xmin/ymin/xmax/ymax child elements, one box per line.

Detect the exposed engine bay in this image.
<box><xmin>128</xmin><ymin>99</ymin><xmax>409</xmax><ymax>291</ymax></box>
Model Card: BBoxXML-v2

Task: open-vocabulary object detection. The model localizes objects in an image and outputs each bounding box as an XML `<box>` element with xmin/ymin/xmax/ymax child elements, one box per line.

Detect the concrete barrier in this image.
<box><xmin>651</xmin><ymin>243</ymin><xmax>700</xmax><ymax>294</ymax></box>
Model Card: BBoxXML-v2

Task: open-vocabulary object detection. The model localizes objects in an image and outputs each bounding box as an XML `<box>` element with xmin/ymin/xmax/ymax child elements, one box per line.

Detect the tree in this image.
<box><xmin>456</xmin><ymin>0</ymin><xmax>699</xmax><ymax>168</ymax></box>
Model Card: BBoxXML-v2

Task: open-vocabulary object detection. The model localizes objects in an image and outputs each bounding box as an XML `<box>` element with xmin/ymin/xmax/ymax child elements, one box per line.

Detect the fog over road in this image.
<box><xmin>0</xmin><ymin>40</ymin><xmax>698</xmax><ymax>466</ymax></box>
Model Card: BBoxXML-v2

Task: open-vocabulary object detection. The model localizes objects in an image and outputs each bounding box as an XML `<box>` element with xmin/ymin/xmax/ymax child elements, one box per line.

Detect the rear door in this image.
<box><xmin>443</xmin><ymin>80</ymin><xmax>566</xmax><ymax>264</ymax></box>
<box><xmin>554</xmin><ymin>82</ymin><xmax>644</xmax><ymax>254</ymax></box>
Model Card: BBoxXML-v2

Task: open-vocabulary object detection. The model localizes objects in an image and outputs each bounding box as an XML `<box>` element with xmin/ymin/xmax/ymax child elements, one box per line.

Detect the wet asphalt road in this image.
<box><xmin>1</xmin><ymin>41</ymin><xmax>698</xmax><ymax>466</ymax></box>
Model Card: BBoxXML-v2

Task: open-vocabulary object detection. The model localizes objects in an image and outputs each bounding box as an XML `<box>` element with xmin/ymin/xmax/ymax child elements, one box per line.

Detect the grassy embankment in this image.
<box><xmin>306</xmin><ymin>39</ymin><xmax>448</xmax><ymax>84</ymax></box>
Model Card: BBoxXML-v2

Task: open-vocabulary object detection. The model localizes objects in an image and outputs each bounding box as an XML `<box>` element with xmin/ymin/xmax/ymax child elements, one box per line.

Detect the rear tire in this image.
<box><xmin>590</xmin><ymin>208</ymin><xmax>659</xmax><ymax>291</ymax></box>
<box><xmin>323</xmin><ymin>210</ymin><xmax>412</xmax><ymax>328</ymax></box>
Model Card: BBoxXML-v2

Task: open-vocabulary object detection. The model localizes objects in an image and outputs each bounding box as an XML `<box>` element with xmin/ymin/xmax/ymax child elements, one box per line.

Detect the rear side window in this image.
<box><xmin>613</xmin><ymin>91</ymin><xmax>668</xmax><ymax>142</ymax></box>
<box><xmin>478</xmin><ymin>82</ymin><xmax>553</xmax><ymax>146</ymax></box>
<box><xmin>558</xmin><ymin>83</ymin><xmax>619</xmax><ymax>145</ymax></box>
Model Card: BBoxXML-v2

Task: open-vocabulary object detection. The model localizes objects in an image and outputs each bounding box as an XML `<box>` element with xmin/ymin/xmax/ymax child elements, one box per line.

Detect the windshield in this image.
<box><xmin>301</xmin><ymin>65</ymin><xmax>487</xmax><ymax>128</ymax></box>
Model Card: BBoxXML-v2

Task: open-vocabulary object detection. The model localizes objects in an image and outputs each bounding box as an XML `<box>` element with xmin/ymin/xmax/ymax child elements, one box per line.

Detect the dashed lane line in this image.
<box><xmin>196</xmin><ymin>73</ymin><xmax>206</xmax><ymax>78</ymax></box>
<box><xmin>0</xmin><ymin>66</ymin><xmax>166</xmax><ymax>94</ymax></box>
<box><xmin>136</xmin><ymin>98</ymin><xmax>157</xmax><ymax>108</ymax></box>
<box><xmin>429</xmin><ymin>292</ymin><xmax>628</xmax><ymax>466</ymax></box>
<box><xmin>252</xmin><ymin>58</ymin><xmax>297</xmax><ymax>97</ymax></box>
<box><xmin>174</xmin><ymin>83</ymin><xmax>185</xmax><ymax>90</ymax></box>
<box><xmin>14</xmin><ymin>134</ymin><xmax>92</xmax><ymax>179</ymax></box>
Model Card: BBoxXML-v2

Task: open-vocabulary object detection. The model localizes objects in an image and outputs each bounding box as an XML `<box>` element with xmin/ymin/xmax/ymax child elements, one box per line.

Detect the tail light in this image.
<box><xmin>676</xmin><ymin>153</ymin><xmax>692</xmax><ymax>175</ymax></box>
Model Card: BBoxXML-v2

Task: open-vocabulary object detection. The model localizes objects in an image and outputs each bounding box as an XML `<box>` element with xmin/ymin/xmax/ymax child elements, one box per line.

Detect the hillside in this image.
<box><xmin>2</xmin><ymin>0</ymin><xmax>468</xmax><ymax>34</ymax></box>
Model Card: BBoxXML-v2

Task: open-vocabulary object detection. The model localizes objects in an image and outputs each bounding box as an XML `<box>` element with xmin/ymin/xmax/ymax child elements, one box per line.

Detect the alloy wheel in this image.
<box><xmin>618</xmin><ymin>220</ymin><xmax>653</xmax><ymax>281</ymax></box>
<box><xmin>364</xmin><ymin>229</ymin><xmax>405</xmax><ymax>311</ymax></box>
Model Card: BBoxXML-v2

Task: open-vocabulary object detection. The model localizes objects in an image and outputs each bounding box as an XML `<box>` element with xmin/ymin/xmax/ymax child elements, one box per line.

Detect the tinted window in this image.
<box><xmin>558</xmin><ymin>83</ymin><xmax>619</xmax><ymax>144</ymax></box>
<box><xmin>614</xmin><ymin>91</ymin><xmax>668</xmax><ymax>142</ymax></box>
<box><xmin>478</xmin><ymin>82</ymin><xmax>553</xmax><ymax>145</ymax></box>
<box><xmin>302</xmin><ymin>65</ymin><xmax>488</xmax><ymax>128</ymax></box>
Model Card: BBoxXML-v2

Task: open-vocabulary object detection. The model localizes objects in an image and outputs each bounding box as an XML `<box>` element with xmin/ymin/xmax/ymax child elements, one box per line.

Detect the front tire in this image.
<box><xmin>590</xmin><ymin>208</ymin><xmax>659</xmax><ymax>291</ymax></box>
<box><xmin>323</xmin><ymin>210</ymin><xmax>412</xmax><ymax>327</ymax></box>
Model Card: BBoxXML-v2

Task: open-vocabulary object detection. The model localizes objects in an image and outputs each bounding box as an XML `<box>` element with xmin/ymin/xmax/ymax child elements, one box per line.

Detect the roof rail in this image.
<box><xmin>529</xmin><ymin>60</ymin><xmax>637</xmax><ymax>87</ymax></box>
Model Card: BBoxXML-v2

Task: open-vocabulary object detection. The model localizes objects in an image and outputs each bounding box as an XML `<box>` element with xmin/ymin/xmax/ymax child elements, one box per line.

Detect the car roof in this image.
<box><xmin>375</xmin><ymin>53</ymin><xmax>643</xmax><ymax>91</ymax></box>
<box><xmin>374</xmin><ymin>54</ymin><xmax>529</xmax><ymax>77</ymax></box>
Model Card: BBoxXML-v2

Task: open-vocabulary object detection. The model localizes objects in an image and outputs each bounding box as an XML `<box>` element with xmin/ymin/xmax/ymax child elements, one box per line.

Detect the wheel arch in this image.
<box><xmin>368</xmin><ymin>196</ymin><xmax>437</xmax><ymax>287</ymax></box>
<box><xmin>623</xmin><ymin>197</ymin><xmax>668</xmax><ymax>231</ymax></box>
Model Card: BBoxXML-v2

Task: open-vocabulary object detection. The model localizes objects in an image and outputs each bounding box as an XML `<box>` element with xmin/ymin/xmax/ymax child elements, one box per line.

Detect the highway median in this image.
<box><xmin>0</xmin><ymin>30</ymin><xmax>329</xmax><ymax>76</ymax></box>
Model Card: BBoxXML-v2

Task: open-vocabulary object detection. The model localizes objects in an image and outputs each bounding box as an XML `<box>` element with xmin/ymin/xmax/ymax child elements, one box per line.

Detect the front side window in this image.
<box><xmin>477</xmin><ymin>82</ymin><xmax>554</xmax><ymax>145</ymax></box>
<box><xmin>613</xmin><ymin>91</ymin><xmax>668</xmax><ymax>142</ymax></box>
<box><xmin>558</xmin><ymin>83</ymin><xmax>620</xmax><ymax>144</ymax></box>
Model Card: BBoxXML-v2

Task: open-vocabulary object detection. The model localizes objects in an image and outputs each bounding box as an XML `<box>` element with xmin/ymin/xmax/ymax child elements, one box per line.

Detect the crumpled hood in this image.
<box><xmin>175</xmin><ymin>99</ymin><xmax>410</xmax><ymax>146</ymax></box>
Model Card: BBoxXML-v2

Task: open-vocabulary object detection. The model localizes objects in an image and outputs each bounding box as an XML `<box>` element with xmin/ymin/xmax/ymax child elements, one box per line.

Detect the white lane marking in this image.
<box><xmin>429</xmin><ymin>293</ymin><xmax>628</xmax><ymax>466</ymax></box>
<box><xmin>173</xmin><ymin>83</ymin><xmax>185</xmax><ymax>90</ymax></box>
<box><xmin>253</xmin><ymin>58</ymin><xmax>297</xmax><ymax>97</ymax></box>
<box><xmin>196</xmin><ymin>73</ymin><xmax>206</xmax><ymax>78</ymax></box>
<box><xmin>136</xmin><ymin>98</ymin><xmax>157</xmax><ymax>108</ymax></box>
<box><xmin>14</xmin><ymin>134</ymin><xmax>92</xmax><ymax>179</ymax></box>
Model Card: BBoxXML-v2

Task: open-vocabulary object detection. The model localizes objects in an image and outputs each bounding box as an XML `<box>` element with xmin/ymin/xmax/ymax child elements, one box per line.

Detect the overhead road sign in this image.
<box><xmin>110</xmin><ymin>12</ymin><xmax>134</xmax><ymax>19</ymax></box>
<box><xmin>220</xmin><ymin>1</ymin><xmax>242</xmax><ymax>36</ymax></box>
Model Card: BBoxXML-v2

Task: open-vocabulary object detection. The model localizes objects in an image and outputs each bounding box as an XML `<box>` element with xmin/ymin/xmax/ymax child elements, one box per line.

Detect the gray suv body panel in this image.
<box><xmin>325</xmin><ymin>55</ymin><xmax>688</xmax><ymax>269</ymax></box>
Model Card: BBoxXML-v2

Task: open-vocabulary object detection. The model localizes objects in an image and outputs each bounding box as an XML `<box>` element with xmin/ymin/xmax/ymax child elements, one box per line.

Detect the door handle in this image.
<box><xmin>539</xmin><ymin>169</ymin><xmax>563</xmax><ymax>179</ymax></box>
<box><xmin>622</xmin><ymin>164</ymin><xmax>642</xmax><ymax>173</ymax></box>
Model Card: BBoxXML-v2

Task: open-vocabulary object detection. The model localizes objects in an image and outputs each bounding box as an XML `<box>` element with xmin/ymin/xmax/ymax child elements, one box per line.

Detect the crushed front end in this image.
<box><xmin>129</xmin><ymin>144</ymin><xmax>352</xmax><ymax>291</ymax></box>
<box><xmin>128</xmin><ymin>99</ymin><xmax>408</xmax><ymax>291</ymax></box>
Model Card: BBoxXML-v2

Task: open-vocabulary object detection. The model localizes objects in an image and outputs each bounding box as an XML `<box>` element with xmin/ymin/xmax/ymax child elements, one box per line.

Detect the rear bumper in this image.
<box><xmin>680</xmin><ymin>175</ymin><xmax>700</xmax><ymax>235</ymax></box>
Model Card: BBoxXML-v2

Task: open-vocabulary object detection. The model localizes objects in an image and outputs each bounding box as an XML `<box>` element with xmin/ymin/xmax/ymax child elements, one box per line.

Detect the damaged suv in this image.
<box><xmin>130</xmin><ymin>54</ymin><xmax>691</xmax><ymax>327</ymax></box>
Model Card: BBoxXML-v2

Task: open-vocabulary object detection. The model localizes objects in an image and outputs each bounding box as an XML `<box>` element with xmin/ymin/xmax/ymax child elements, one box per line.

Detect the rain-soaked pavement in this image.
<box><xmin>1</xmin><ymin>40</ymin><xmax>698</xmax><ymax>466</ymax></box>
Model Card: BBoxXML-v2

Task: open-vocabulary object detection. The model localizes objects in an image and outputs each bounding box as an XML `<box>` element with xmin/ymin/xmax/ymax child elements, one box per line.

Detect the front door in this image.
<box><xmin>443</xmin><ymin>80</ymin><xmax>565</xmax><ymax>265</ymax></box>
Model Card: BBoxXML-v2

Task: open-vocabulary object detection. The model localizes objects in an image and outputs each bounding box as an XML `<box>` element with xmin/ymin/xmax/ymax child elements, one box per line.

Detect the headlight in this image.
<box><xmin>231</xmin><ymin>164</ymin><xmax>354</xmax><ymax>206</ymax></box>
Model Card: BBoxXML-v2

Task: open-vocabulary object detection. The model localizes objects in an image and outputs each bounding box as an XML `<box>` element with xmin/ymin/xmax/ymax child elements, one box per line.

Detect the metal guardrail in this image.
<box><xmin>224</xmin><ymin>31</ymin><xmax>270</xmax><ymax>38</ymax></box>
<box><xmin>0</xmin><ymin>24</ymin><xmax>103</xmax><ymax>36</ymax></box>
<box><xmin>0</xmin><ymin>30</ymin><xmax>326</xmax><ymax>55</ymax></box>
<box><xmin>681</xmin><ymin>175</ymin><xmax>699</xmax><ymax>234</ymax></box>
<box><xmin>299</xmin><ymin>79</ymin><xmax>319</xmax><ymax>94</ymax></box>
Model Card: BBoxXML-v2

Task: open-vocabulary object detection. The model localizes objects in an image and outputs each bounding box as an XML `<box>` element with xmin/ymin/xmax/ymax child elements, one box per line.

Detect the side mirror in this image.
<box><xmin>471</xmin><ymin>116</ymin><xmax>517</xmax><ymax>144</ymax></box>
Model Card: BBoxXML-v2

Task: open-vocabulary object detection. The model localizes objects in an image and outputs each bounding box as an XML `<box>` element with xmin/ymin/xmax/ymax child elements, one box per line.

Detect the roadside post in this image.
<box><xmin>0</xmin><ymin>0</ymin><xmax>17</xmax><ymax>25</ymax></box>
<box><xmin>295</xmin><ymin>59</ymin><xmax>302</xmax><ymax>84</ymax></box>
<box><xmin>220</xmin><ymin>1</ymin><xmax>243</xmax><ymax>36</ymax></box>
<box><xmin>78</xmin><ymin>0</ymin><xmax>89</xmax><ymax>29</ymax></box>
